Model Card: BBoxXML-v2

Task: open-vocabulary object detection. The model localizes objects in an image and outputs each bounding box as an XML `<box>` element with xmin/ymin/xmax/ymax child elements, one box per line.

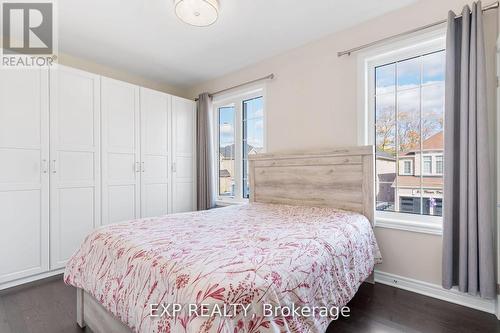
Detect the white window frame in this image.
<box><xmin>400</xmin><ymin>159</ymin><xmax>413</xmax><ymax>175</ymax></box>
<box><xmin>435</xmin><ymin>155</ymin><xmax>443</xmax><ymax>175</ymax></box>
<box><xmin>213</xmin><ymin>85</ymin><xmax>267</xmax><ymax>205</ymax></box>
<box><xmin>423</xmin><ymin>155</ymin><xmax>433</xmax><ymax>175</ymax></box>
<box><xmin>404</xmin><ymin>160</ymin><xmax>412</xmax><ymax>174</ymax></box>
<box><xmin>357</xmin><ymin>28</ymin><xmax>445</xmax><ymax>235</ymax></box>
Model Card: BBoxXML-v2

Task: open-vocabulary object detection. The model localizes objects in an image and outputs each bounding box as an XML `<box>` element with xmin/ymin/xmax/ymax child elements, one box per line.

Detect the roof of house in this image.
<box><xmin>422</xmin><ymin>131</ymin><xmax>443</xmax><ymax>150</ymax></box>
<box><xmin>219</xmin><ymin>169</ymin><xmax>231</xmax><ymax>177</ymax></box>
<box><xmin>376</xmin><ymin>151</ymin><xmax>396</xmax><ymax>160</ymax></box>
<box><xmin>219</xmin><ymin>143</ymin><xmax>263</xmax><ymax>159</ymax></box>
<box><xmin>403</xmin><ymin>131</ymin><xmax>443</xmax><ymax>155</ymax></box>
<box><xmin>395</xmin><ymin>175</ymin><xmax>443</xmax><ymax>188</ymax></box>
<box><xmin>220</xmin><ymin>145</ymin><xmax>235</xmax><ymax>159</ymax></box>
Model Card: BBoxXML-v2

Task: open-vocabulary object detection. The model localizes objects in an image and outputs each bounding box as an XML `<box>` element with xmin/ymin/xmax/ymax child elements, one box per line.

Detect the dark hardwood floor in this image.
<box><xmin>330</xmin><ymin>283</ymin><xmax>500</xmax><ymax>333</ymax></box>
<box><xmin>0</xmin><ymin>276</ymin><xmax>498</xmax><ymax>333</ymax></box>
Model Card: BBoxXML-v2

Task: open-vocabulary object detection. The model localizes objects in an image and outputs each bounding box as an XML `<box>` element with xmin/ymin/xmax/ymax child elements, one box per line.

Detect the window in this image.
<box><xmin>423</xmin><ymin>197</ymin><xmax>442</xmax><ymax>215</ymax></box>
<box><xmin>215</xmin><ymin>88</ymin><xmax>265</xmax><ymax>202</ymax></box>
<box><xmin>435</xmin><ymin>155</ymin><xmax>443</xmax><ymax>174</ymax></box>
<box><xmin>242</xmin><ymin>97</ymin><xmax>264</xmax><ymax>198</ymax></box>
<box><xmin>374</xmin><ymin>49</ymin><xmax>444</xmax><ymax>217</ymax></box>
<box><xmin>423</xmin><ymin>156</ymin><xmax>432</xmax><ymax>174</ymax></box>
<box><xmin>218</xmin><ymin>106</ymin><xmax>236</xmax><ymax>197</ymax></box>
<box><xmin>400</xmin><ymin>160</ymin><xmax>412</xmax><ymax>175</ymax></box>
<box><xmin>403</xmin><ymin>161</ymin><xmax>411</xmax><ymax>174</ymax></box>
<box><xmin>400</xmin><ymin>196</ymin><xmax>420</xmax><ymax>214</ymax></box>
<box><xmin>360</xmin><ymin>30</ymin><xmax>445</xmax><ymax>234</ymax></box>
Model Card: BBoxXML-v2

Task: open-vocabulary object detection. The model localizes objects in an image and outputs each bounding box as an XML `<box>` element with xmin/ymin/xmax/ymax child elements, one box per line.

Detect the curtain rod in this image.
<box><xmin>337</xmin><ymin>1</ymin><xmax>499</xmax><ymax>57</ymax></box>
<box><xmin>195</xmin><ymin>74</ymin><xmax>274</xmax><ymax>101</ymax></box>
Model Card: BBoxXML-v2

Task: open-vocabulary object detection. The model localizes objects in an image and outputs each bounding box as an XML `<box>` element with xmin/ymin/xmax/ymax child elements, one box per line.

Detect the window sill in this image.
<box><xmin>217</xmin><ymin>202</ymin><xmax>443</xmax><ymax>235</ymax></box>
<box><xmin>375</xmin><ymin>212</ymin><xmax>443</xmax><ymax>235</ymax></box>
<box><xmin>215</xmin><ymin>199</ymin><xmax>248</xmax><ymax>207</ymax></box>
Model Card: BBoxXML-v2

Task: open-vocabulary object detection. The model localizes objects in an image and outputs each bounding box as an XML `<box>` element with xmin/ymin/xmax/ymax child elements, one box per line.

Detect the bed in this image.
<box><xmin>64</xmin><ymin>145</ymin><xmax>381</xmax><ymax>333</ymax></box>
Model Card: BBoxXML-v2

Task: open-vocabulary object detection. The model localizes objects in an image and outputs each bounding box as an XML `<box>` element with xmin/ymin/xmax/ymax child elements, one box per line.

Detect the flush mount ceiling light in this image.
<box><xmin>174</xmin><ymin>0</ymin><xmax>219</xmax><ymax>27</ymax></box>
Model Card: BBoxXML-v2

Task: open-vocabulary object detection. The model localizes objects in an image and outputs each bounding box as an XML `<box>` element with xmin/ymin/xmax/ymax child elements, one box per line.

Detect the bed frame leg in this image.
<box><xmin>76</xmin><ymin>288</ymin><xmax>86</xmax><ymax>328</ymax></box>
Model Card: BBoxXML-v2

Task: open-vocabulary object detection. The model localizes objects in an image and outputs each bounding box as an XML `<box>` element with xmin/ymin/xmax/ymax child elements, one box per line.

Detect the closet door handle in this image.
<box><xmin>41</xmin><ymin>159</ymin><xmax>48</xmax><ymax>174</ymax></box>
<box><xmin>172</xmin><ymin>162</ymin><xmax>177</xmax><ymax>173</ymax></box>
<box><xmin>135</xmin><ymin>162</ymin><xmax>141</xmax><ymax>173</ymax></box>
<box><xmin>51</xmin><ymin>160</ymin><xmax>57</xmax><ymax>173</ymax></box>
<box><xmin>141</xmin><ymin>162</ymin><xmax>145</xmax><ymax>173</ymax></box>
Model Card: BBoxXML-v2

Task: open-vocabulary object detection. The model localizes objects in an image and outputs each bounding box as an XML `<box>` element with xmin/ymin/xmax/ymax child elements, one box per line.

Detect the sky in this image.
<box><xmin>375</xmin><ymin>50</ymin><xmax>445</xmax><ymax>150</ymax></box>
<box><xmin>375</xmin><ymin>50</ymin><xmax>445</xmax><ymax>90</ymax></box>
<box><xmin>219</xmin><ymin>97</ymin><xmax>264</xmax><ymax>149</ymax></box>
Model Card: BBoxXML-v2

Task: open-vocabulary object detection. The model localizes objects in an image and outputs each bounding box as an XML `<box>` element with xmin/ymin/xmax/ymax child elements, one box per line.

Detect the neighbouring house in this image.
<box><xmin>376</xmin><ymin>131</ymin><xmax>443</xmax><ymax>216</ymax></box>
<box><xmin>219</xmin><ymin>143</ymin><xmax>263</xmax><ymax>196</ymax></box>
<box><xmin>375</xmin><ymin>151</ymin><xmax>397</xmax><ymax>211</ymax></box>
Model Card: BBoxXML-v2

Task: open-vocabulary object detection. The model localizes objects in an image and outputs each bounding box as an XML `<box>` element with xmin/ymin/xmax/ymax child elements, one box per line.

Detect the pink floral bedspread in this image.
<box><xmin>64</xmin><ymin>203</ymin><xmax>381</xmax><ymax>333</ymax></box>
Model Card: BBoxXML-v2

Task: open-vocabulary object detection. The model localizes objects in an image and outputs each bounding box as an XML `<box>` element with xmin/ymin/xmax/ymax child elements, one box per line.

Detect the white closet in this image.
<box><xmin>172</xmin><ymin>96</ymin><xmax>196</xmax><ymax>213</ymax></box>
<box><xmin>101</xmin><ymin>82</ymin><xmax>196</xmax><ymax>223</ymax></box>
<box><xmin>101</xmin><ymin>78</ymin><xmax>141</xmax><ymax>225</ymax></box>
<box><xmin>0</xmin><ymin>65</ymin><xmax>196</xmax><ymax>289</ymax></box>
<box><xmin>0</xmin><ymin>68</ymin><xmax>50</xmax><ymax>285</ymax></box>
<box><xmin>140</xmin><ymin>87</ymin><xmax>172</xmax><ymax>218</ymax></box>
<box><xmin>49</xmin><ymin>66</ymin><xmax>101</xmax><ymax>269</ymax></box>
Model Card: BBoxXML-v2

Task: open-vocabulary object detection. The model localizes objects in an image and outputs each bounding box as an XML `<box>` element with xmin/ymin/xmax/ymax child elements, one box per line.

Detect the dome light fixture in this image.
<box><xmin>174</xmin><ymin>0</ymin><xmax>219</xmax><ymax>27</ymax></box>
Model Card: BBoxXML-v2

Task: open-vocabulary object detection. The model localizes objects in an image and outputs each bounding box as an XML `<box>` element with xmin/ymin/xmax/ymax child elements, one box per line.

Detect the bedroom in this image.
<box><xmin>0</xmin><ymin>0</ymin><xmax>499</xmax><ymax>332</ymax></box>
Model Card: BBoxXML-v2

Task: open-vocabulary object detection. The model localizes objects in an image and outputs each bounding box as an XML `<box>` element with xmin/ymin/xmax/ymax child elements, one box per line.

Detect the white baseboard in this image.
<box><xmin>0</xmin><ymin>269</ymin><xmax>64</xmax><ymax>291</ymax></box>
<box><xmin>374</xmin><ymin>270</ymin><xmax>497</xmax><ymax>315</ymax></box>
<box><xmin>497</xmin><ymin>295</ymin><xmax>500</xmax><ymax>320</ymax></box>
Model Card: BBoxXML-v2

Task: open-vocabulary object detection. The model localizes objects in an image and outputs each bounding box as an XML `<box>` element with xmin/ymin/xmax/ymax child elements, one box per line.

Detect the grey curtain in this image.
<box><xmin>196</xmin><ymin>93</ymin><xmax>215</xmax><ymax>210</ymax></box>
<box><xmin>442</xmin><ymin>2</ymin><xmax>495</xmax><ymax>298</ymax></box>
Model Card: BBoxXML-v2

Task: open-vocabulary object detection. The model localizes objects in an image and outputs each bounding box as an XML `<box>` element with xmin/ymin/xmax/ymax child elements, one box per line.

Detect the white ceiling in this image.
<box><xmin>59</xmin><ymin>0</ymin><xmax>415</xmax><ymax>88</ymax></box>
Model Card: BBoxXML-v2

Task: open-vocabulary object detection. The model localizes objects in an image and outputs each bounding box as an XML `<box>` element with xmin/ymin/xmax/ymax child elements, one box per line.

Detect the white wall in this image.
<box><xmin>58</xmin><ymin>53</ymin><xmax>190</xmax><ymax>98</ymax></box>
<box><xmin>188</xmin><ymin>0</ymin><xmax>499</xmax><ymax>285</ymax></box>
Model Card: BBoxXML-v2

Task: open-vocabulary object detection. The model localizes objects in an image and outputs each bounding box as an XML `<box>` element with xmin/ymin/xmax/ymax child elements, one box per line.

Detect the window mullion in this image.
<box><xmin>419</xmin><ymin>55</ymin><xmax>424</xmax><ymax>215</ymax></box>
<box><xmin>215</xmin><ymin>106</ymin><xmax>220</xmax><ymax>198</ymax></box>
<box><xmin>234</xmin><ymin>98</ymin><xmax>243</xmax><ymax>200</ymax></box>
<box><xmin>394</xmin><ymin>62</ymin><xmax>399</xmax><ymax>212</ymax></box>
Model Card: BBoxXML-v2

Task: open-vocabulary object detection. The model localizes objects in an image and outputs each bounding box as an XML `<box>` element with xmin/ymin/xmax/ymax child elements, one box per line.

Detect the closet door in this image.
<box><xmin>0</xmin><ymin>68</ymin><xmax>49</xmax><ymax>283</ymax></box>
<box><xmin>101</xmin><ymin>78</ymin><xmax>141</xmax><ymax>225</ymax></box>
<box><xmin>140</xmin><ymin>88</ymin><xmax>171</xmax><ymax>217</ymax></box>
<box><xmin>171</xmin><ymin>96</ymin><xmax>196</xmax><ymax>213</ymax></box>
<box><xmin>49</xmin><ymin>66</ymin><xmax>100</xmax><ymax>269</ymax></box>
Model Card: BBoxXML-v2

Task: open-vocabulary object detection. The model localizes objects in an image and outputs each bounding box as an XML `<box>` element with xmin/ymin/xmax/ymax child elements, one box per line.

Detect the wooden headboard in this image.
<box><xmin>248</xmin><ymin>145</ymin><xmax>375</xmax><ymax>225</ymax></box>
